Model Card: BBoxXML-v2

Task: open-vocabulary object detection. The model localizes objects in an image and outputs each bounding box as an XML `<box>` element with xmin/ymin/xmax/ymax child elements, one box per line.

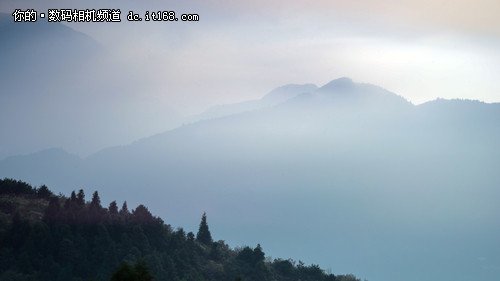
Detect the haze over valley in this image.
<box><xmin>1</xmin><ymin>1</ymin><xmax>500</xmax><ymax>280</ymax></box>
<box><xmin>2</xmin><ymin>76</ymin><xmax>500</xmax><ymax>281</ymax></box>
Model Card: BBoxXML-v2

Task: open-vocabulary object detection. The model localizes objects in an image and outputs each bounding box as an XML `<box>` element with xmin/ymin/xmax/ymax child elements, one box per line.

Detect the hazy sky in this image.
<box><xmin>1</xmin><ymin>0</ymin><xmax>499</xmax><ymax>114</ymax></box>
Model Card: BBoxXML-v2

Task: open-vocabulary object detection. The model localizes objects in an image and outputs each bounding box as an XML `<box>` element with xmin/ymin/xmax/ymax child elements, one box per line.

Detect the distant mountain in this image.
<box><xmin>0</xmin><ymin>12</ymin><xmax>105</xmax><ymax>159</ymax></box>
<box><xmin>1</xmin><ymin>78</ymin><xmax>500</xmax><ymax>281</ymax></box>
<box><xmin>0</xmin><ymin>13</ymin><xmax>180</xmax><ymax>159</ymax></box>
<box><xmin>190</xmin><ymin>77</ymin><xmax>410</xmax><ymax>122</ymax></box>
<box><xmin>190</xmin><ymin>83</ymin><xmax>318</xmax><ymax>121</ymax></box>
<box><xmin>313</xmin><ymin>77</ymin><xmax>411</xmax><ymax>107</ymax></box>
<box><xmin>0</xmin><ymin>13</ymin><xmax>102</xmax><ymax>96</ymax></box>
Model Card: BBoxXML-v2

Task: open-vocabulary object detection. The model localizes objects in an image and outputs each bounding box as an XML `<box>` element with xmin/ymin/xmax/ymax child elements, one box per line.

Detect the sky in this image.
<box><xmin>1</xmin><ymin>0</ymin><xmax>499</xmax><ymax>115</ymax></box>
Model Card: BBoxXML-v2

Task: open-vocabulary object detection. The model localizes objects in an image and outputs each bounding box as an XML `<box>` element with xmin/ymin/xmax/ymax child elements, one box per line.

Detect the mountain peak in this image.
<box><xmin>261</xmin><ymin>83</ymin><xmax>318</xmax><ymax>102</ymax></box>
<box><xmin>330</xmin><ymin>77</ymin><xmax>353</xmax><ymax>84</ymax></box>
<box><xmin>320</xmin><ymin>77</ymin><xmax>354</xmax><ymax>90</ymax></box>
<box><xmin>305</xmin><ymin>77</ymin><xmax>413</xmax><ymax>109</ymax></box>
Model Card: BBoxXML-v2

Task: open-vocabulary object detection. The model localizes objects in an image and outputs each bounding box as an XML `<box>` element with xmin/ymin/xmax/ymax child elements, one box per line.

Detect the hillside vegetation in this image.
<box><xmin>0</xmin><ymin>178</ymin><xmax>364</xmax><ymax>281</ymax></box>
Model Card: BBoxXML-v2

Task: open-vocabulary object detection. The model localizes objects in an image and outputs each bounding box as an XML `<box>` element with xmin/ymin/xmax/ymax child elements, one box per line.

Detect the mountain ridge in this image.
<box><xmin>1</xmin><ymin>79</ymin><xmax>500</xmax><ymax>281</ymax></box>
<box><xmin>2</xmin><ymin>78</ymin><xmax>498</xmax><ymax>162</ymax></box>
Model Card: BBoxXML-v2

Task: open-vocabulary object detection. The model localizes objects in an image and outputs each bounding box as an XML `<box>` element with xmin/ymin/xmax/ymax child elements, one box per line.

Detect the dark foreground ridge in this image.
<box><xmin>0</xmin><ymin>178</ymin><xmax>365</xmax><ymax>281</ymax></box>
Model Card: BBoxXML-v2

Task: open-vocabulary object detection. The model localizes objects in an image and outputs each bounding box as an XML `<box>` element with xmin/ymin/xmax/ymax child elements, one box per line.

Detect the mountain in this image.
<box><xmin>0</xmin><ymin>13</ymin><xmax>180</xmax><ymax>159</ymax></box>
<box><xmin>1</xmin><ymin>78</ymin><xmax>500</xmax><ymax>281</ymax></box>
<box><xmin>0</xmin><ymin>13</ymin><xmax>102</xmax><ymax>94</ymax></box>
<box><xmin>189</xmin><ymin>83</ymin><xmax>318</xmax><ymax>121</ymax></box>
<box><xmin>190</xmin><ymin>78</ymin><xmax>408</xmax><ymax>122</ymax></box>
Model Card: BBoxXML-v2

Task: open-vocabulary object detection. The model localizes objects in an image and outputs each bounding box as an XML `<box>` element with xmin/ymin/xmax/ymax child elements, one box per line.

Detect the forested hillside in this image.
<box><xmin>0</xmin><ymin>178</ymin><xmax>364</xmax><ymax>281</ymax></box>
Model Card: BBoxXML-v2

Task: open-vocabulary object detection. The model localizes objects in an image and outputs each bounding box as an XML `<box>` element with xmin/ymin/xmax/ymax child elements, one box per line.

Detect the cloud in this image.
<box><xmin>205</xmin><ymin>0</ymin><xmax>500</xmax><ymax>36</ymax></box>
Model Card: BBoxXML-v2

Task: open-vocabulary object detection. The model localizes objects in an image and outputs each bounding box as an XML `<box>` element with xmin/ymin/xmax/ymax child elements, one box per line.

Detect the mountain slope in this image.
<box><xmin>190</xmin><ymin>83</ymin><xmax>318</xmax><ymax>121</ymax></box>
<box><xmin>0</xmin><ymin>179</ymin><xmax>362</xmax><ymax>281</ymax></box>
<box><xmin>0</xmin><ymin>13</ymin><xmax>180</xmax><ymax>159</ymax></box>
<box><xmin>1</xmin><ymin>78</ymin><xmax>500</xmax><ymax>281</ymax></box>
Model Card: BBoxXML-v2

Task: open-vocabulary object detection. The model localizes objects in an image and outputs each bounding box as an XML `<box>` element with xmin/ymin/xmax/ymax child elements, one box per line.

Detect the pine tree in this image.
<box><xmin>89</xmin><ymin>191</ymin><xmax>103</xmax><ymax>222</ymax></box>
<box><xmin>70</xmin><ymin>191</ymin><xmax>77</xmax><ymax>203</ymax></box>
<box><xmin>90</xmin><ymin>191</ymin><xmax>102</xmax><ymax>209</ymax></box>
<box><xmin>132</xmin><ymin>205</ymin><xmax>155</xmax><ymax>224</ymax></box>
<box><xmin>36</xmin><ymin>185</ymin><xmax>53</xmax><ymax>199</ymax></box>
<box><xmin>253</xmin><ymin>244</ymin><xmax>265</xmax><ymax>263</ymax></box>
<box><xmin>196</xmin><ymin>212</ymin><xmax>212</xmax><ymax>245</ymax></box>
<box><xmin>120</xmin><ymin>201</ymin><xmax>130</xmax><ymax>215</ymax></box>
<box><xmin>109</xmin><ymin>201</ymin><xmax>118</xmax><ymax>215</ymax></box>
<box><xmin>76</xmin><ymin>189</ymin><xmax>85</xmax><ymax>207</ymax></box>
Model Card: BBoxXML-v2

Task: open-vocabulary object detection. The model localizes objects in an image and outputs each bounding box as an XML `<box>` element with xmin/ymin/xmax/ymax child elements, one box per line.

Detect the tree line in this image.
<box><xmin>0</xmin><ymin>178</ymin><xmax>365</xmax><ymax>281</ymax></box>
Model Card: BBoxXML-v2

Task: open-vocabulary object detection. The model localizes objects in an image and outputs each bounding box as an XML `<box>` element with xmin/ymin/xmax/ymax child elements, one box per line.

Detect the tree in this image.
<box><xmin>273</xmin><ymin>258</ymin><xmax>295</xmax><ymax>277</ymax></box>
<box><xmin>0</xmin><ymin>178</ymin><xmax>35</xmax><ymax>195</ymax></box>
<box><xmin>120</xmin><ymin>201</ymin><xmax>130</xmax><ymax>215</ymax></box>
<box><xmin>36</xmin><ymin>185</ymin><xmax>53</xmax><ymax>199</ymax></box>
<box><xmin>76</xmin><ymin>189</ymin><xmax>85</xmax><ymax>207</ymax></box>
<box><xmin>90</xmin><ymin>191</ymin><xmax>102</xmax><ymax>209</ymax></box>
<box><xmin>253</xmin><ymin>244</ymin><xmax>265</xmax><ymax>263</ymax></box>
<box><xmin>109</xmin><ymin>201</ymin><xmax>118</xmax><ymax>215</ymax></box>
<box><xmin>196</xmin><ymin>212</ymin><xmax>212</xmax><ymax>245</ymax></box>
<box><xmin>109</xmin><ymin>260</ymin><xmax>153</xmax><ymax>281</ymax></box>
<box><xmin>43</xmin><ymin>197</ymin><xmax>61</xmax><ymax>223</ymax></box>
<box><xmin>110</xmin><ymin>261</ymin><xmax>135</xmax><ymax>281</ymax></box>
<box><xmin>237</xmin><ymin>246</ymin><xmax>254</xmax><ymax>264</ymax></box>
<box><xmin>70</xmin><ymin>191</ymin><xmax>77</xmax><ymax>204</ymax></box>
<box><xmin>89</xmin><ymin>191</ymin><xmax>104</xmax><ymax>222</ymax></box>
<box><xmin>134</xmin><ymin>260</ymin><xmax>153</xmax><ymax>281</ymax></box>
<box><xmin>132</xmin><ymin>205</ymin><xmax>156</xmax><ymax>224</ymax></box>
<box><xmin>237</xmin><ymin>244</ymin><xmax>265</xmax><ymax>266</ymax></box>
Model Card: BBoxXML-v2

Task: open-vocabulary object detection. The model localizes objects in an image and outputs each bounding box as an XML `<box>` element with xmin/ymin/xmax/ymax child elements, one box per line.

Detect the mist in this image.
<box><xmin>2</xmin><ymin>78</ymin><xmax>500</xmax><ymax>281</ymax></box>
<box><xmin>1</xmin><ymin>1</ymin><xmax>500</xmax><ymax>280</ymax></box>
